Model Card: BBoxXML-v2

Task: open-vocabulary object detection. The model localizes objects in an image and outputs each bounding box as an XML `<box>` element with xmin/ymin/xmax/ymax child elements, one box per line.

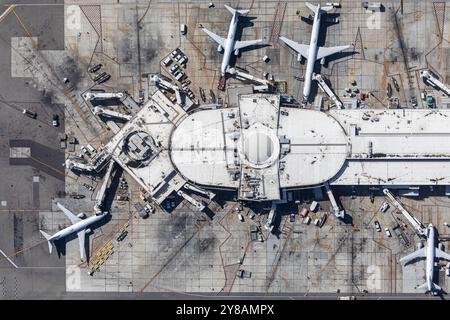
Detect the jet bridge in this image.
<box><xmin>324</xmin><ymin>182</ymin><xmax>345</xmax><ymax>218</ymax></box>
<box><xmin>93</xmin><ymin>107</ymin><xmax>132</xmax><ymax>121</ymax></box>
<box><xmin>228</xmin><ymin>68</ymin><xmax>270</xmax><ymax>92</ymax></box>
<box><xmin>177</xmin><ymin>190</ymin><xmax>206</xmax><ymax>211</ymax></box>
<box><xmin>264</xmin><ymin>202</ymin><xmax>277</xmax><ymax>231</ymax></box>
<box><xmin>150</xmin><ymin>74</ymin><xmax>179</xmax><ymax>92</ymax></box>
<box><xmin>420</xmin><ymin>70</ymin><xmax>450</xmax><ymax>96</ymax></box>
<box><xmin>183</xmin><ymin>183</ymin><xmax>215</xmax><ymax>200</ymax></box>
<box><xmin>83</xmin><ymin>92</ymin><xmax>125</xmax><ymax>101</ymax></box>
<box><xmin>312</xmin><ymin>73</ymin><xmax>344</xmax><ymax>109</ymax></box>
<box><xmin>383</xmin><ymin>188</ymin><xmax>425</xmax><ymax>236</ymax></box>
<box><xmin>150</xmin><ymin>75</ymin><xmax>185</xmax><ymax>105</ymax></box>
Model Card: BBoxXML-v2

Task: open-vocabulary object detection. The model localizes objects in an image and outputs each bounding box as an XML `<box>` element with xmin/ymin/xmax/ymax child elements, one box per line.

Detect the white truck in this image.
<box><xmin>310</xmin><ymin>201</ymin><xmax>318</xmax><ymax>212</ymax></box>
<box><xmin>180</xmin><ymin>24</ymin><xmax>187</xmax><ymax>35</ymax></box>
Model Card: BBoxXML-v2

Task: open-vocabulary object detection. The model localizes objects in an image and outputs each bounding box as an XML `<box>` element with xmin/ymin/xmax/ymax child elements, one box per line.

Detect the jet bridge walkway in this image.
<box><xmin>312</xmin><ymin>73</ymin><xmax>344</xmax><ymax>109</ymax></box>
<box><xmin>383</xmin><ymin>188</ymin><xmax>425</xmax><ymax>236</ymax></box>
<box><xmin>420</xmin><ymin>70</ymin><xmax>450</xmax><ymax>96</ymax></box>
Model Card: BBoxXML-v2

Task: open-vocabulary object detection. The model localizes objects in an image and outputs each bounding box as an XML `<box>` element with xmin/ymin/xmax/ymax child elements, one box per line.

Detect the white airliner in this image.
<box><xmin>279</xmin><ymin>2</ymin><xmax>350</xmax><ymax>101</ymax></box>
<box><xmin>202</xmin><ymin>4</ymin><xmax>263</xmax><ymax>76</ymax></box>
<box><xmin>400</xmin><ymin>224</ymin><xmax>450</xmax><ymax>294</ymax></box>
<box><xmin>40</xmin><ymin>202</ymin><xmax>107</xmax><ymax>260</ymax></box>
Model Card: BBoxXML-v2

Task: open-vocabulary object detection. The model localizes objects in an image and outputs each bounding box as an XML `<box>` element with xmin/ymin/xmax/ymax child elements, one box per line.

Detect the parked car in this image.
<box><xmin>385</xmin><ymin>227</ymin><xmax>392</xmax><ymax>237</ymax></box>
<box><xmin>374</xmin><ymin>220</ymin><xmax>381</xmax><ymax>232</ymax></box>
<box><xmin>52</xmin><ymin>114</ymin><xmax>59</xmax><ymax>127</ymax></box>
<box><xmin>379</xmin><ymin>202</ymin><xmax>390</xmax><ymax>213</ymax></box>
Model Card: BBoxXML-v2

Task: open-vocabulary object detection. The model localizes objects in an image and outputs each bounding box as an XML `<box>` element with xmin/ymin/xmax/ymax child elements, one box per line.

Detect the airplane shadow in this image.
<box><xmin>102</xmin><ymin>165</ymin><xmax>123</xmax><ymax>213</ymax></box>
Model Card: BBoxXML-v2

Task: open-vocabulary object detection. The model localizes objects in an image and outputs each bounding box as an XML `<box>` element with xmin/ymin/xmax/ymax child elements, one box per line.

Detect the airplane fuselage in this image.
<box><xmin>425</xmin><ymin>226</ymin><xmax>436</xmax><ymax>292</ymax></box>
<box><xmin>303</xmin><ymin>6</ymin><xmax>322</xmax><ymax>100</ymax></box>
<box><xmin>48</xmin><ymin>213</ymin><xmax>106</xmax><ymax>242</ymax></box>
<box><xmin>221</xmin><ymin>13</ymin><xmax>239</xmax><ymax>76</ymax></box>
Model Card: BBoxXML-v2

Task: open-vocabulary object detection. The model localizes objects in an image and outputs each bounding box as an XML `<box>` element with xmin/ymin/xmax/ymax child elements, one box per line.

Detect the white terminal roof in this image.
<box><xmin>170</xmin><ymin>94</ymin><xmax>450</xmax><ymax>200</ymax></box>
<box><xmin>329</xmin><ymin>109</ymin><xmax>450</xmax><ymax>185</ymax></box>
<box><xmin>102</xmin><ymin>91</ymin><xmax>450</xmax><ymax>204</ymax></box>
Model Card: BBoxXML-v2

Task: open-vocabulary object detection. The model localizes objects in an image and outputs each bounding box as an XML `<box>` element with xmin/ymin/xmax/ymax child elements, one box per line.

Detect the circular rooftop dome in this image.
<box><xmin>239</xmin><ymin>123</ymin><xmax>280</xmax><ymax>169</ymax></box>
<box><xmin>123</xmin><ymin>131</ymin><xmax>154</xmax><ymax>162</ymax></box>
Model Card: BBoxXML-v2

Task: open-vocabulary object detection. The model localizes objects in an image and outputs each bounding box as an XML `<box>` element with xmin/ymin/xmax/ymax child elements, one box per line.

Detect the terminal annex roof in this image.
<box><xmin>103</xmin><ymin>90</ymin><xmax>187</xmax><ymax>204</ymax></box>
<box><xmin>170</xmin><ymin>94</ymin><xmax>450</xmax><ymax>200</ymax></box>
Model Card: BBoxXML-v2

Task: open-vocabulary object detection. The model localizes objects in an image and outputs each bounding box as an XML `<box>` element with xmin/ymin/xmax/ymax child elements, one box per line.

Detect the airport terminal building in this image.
<box><xmin>91</xmin><ymin>92</ymin><xmax>450</xmax><ymax>204</ymax></box>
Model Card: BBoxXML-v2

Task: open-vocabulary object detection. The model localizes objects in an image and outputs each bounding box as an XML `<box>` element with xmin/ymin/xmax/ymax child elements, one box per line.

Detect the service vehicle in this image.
<box><xmin>310</xmin><ymin>201</ymin><xmax>318</xmax><ymax>212</ymax></box>
<box><xmin>299</xmin><ymin>207</ymin><xmax>308</xmax><ymax>218</ymax></box>
<box><xmin>88</xmin><ymin>63</ymin><xmax>102</xmax><ymax>73</ymax></box>
<box><xmin>22</xmin><ymin>109</ymin><xmax>37</xmax><ymax>119</ymax></box>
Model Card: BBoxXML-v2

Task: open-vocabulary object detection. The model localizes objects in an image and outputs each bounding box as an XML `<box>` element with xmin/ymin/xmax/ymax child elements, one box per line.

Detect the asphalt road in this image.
<box><xmin>0</xmin><ymin>0</ymin><xmax>66</xmax><ymax>299</ymax></box>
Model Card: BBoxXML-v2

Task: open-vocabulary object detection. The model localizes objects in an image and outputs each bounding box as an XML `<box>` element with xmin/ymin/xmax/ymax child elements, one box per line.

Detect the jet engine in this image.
<box><xmin>217</xmin><ymin>44</ymin><xmax>223</xmax><ymax>52</ymax></box>
<box><xmin>234</xmin><ymin>49</ymin><xmax>239</xmax><ymax>56</ymax></box>
<box><xmin>85</xmin><ymin>228</ymin><xmax>92</xmax><ymax>234</ymax></box>
<box><xmin>77</xmin><ymin>213</ymin><xmax>86</xmax><ymax>219</ymax></box>
<box><xmin>297</xmin><ymin>54</ymin><xmax>302</xmax><ymax>62</ymax></box>
<box><xmin>320</xmin><ymin>57</ymin><xmax>326</xmax><ymax>65</ymax></box>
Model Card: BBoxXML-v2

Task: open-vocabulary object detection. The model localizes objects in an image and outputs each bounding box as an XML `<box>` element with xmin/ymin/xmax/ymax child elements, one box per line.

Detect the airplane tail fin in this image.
<box><xmin>40</xmin><ymin>230</ymin><xmax>53</xmax><ymax>254</ymax></box>
<box><xmin>224</xmin><ymin>4</ymin><xmax>249</xmax><ymax>16</ymax></box>
<box><xmin>306</xmin><ymin>2</ymin><xmax>318</xmax><ymax>13</ymax></box>
<box><xmin>306</xmin><ymin>2</ymin><xmax>334</xmax><ymax>13</ymax></box>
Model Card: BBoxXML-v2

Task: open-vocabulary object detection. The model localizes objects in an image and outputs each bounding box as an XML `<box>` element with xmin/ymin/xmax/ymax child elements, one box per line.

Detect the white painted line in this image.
<box><xmin>0</xmin><ymin>249</ymin><xmax>18</xmax><ymax>268</ymax></box>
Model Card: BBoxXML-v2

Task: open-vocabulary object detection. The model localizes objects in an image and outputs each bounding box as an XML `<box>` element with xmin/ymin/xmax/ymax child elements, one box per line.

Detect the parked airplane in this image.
<box><xmin>400</xmin><ymin>223</ymin><xmax>450</xmax><ymax>294</ymax></box>
<box><xmin>202</xmin><ymin>4</ymin><xmax>263</xmax><ymax>76</ymax></box>
<box><xmin>279</xmin><ymin>2</ymin><xmax>350</xmax><ymax>101</ymax></box>
<box><xmin>40</xmin><ymin>202</ymin><xmax>107</xmax><ymax>260</ymax></box>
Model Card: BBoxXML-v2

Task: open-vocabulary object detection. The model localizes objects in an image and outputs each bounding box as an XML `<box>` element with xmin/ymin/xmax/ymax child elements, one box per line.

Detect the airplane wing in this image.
<box><xmin>234</xmin><ymin>39</ymin><xmax>263</xmax><ymax>50</ymax></box>
<box><xmin>435</xmin><ymin>248</ymin><xmax>450</xmax><ymax>261</ymax></box>
<box><xmin>77</xmin><ymin>230</ymin><xmax>86</xmax><ymax>260</ymax></box>
<box><xmin>279</xmin><ymin>36</ymin><xmax>309</xmax><ymax>58</ymax></box>
<box><xmin>399</xmin><ymin>248</ymin><xmax>426</xmax><ymax>265</ymax></box>
<box><xmin>57</xmin><ymin>202</ymin><xmax>81</xmax><ymax>225</ymax></box>
<box><xmin>202</xmin><ymin>28</ymin><xmax>226</xmax><ymax>47</ymax></box>
<box><xmin>316</xmin><ymin>45</ymin><xmax>350</xmax><ymax>60</ymax></box>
